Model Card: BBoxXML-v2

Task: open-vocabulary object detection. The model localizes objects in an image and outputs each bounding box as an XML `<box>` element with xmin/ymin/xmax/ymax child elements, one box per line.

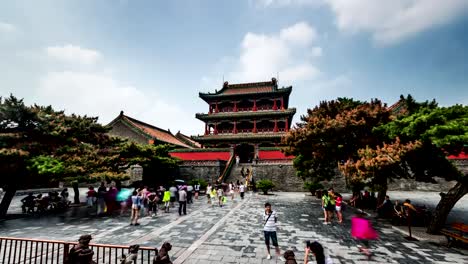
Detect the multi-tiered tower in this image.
<box><xmin>193</xmin><ymin>78</ymin><xmax>296</xmax><ymax>163</ymax></box>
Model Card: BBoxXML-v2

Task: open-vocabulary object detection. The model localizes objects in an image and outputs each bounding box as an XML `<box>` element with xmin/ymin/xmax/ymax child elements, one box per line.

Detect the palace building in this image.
<box><xmin>192</xmin><ymin>78</ymin><xmax>296</xmax><ymax>163</ymax></box>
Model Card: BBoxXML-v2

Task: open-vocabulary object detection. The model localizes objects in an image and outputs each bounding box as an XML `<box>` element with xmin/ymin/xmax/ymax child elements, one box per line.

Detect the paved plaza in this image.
<box><xmin>1</xmin><ymin>192</ymin><xmax>467</xmax><ymax>263</ymax></box>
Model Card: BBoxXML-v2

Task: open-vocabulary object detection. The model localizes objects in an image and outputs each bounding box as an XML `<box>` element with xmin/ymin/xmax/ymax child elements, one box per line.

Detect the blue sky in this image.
<box><xmin>1</xmin><ymin>0</ymin><xmax>468</xmax><ymax>135</ymax></box>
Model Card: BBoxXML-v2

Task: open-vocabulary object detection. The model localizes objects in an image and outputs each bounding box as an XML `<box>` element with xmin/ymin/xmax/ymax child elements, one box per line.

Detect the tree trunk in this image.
<box><xmin>72</xmin><ymin>184</ymin><xmax>80</xmax><ymax>204</ymax></box>
<box><xmin>376</xmin><ymin>178</ymin><xmax>388</xmax><ymax>208</ymax></box>
<box><xmin>426</xmin><ymin>181</ymin><xmax>468</xmax><ymax>234</ymax></box>
<box><xmin>0</xmin><ymin>185</ymin><xmax>17</xmax><ymax>218</ymax></box>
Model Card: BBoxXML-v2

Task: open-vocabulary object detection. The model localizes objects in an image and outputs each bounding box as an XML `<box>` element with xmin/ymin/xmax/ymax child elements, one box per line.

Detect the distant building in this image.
<box><xmin>192</xmin><ymin>78</ymin><xmax>296</xmax><ymax>163</ymax></box>
<box><xmin>107</xmin><ymin>111</ymin><xmax>192</xmax><ymax>148</ymax></box>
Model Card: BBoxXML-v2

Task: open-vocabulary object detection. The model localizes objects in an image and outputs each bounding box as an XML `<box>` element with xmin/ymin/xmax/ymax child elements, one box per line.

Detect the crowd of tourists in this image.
<box><xmin>81</xmin><ymin>181</ymin><xmax>205</xmax><ymax>225</ymax></box>
<box><xmin>20</xmin><ymin>189</ymin><xmax>71</xmax><ymax>214</ymax></box>
<box><xmin>205</xmin><ymin>180</ymin><xmax>247</xmax><ymax>207</ymax></box>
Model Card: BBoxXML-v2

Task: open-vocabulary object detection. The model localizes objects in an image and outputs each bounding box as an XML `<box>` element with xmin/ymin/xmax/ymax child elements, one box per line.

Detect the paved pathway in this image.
<box><xmin>1</xmin><ymin>192</ymin><xmax>467</xmax><ymax>263</ymax></box>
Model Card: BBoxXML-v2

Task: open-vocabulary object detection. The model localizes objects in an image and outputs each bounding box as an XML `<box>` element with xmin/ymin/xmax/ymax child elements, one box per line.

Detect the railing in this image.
<box><xmin>217</xmin><ymin>155</ymin><xmax>235</xmax><ymax>183</ymax></box>
<box><xmin>0</xmin><ymin>237</ymin><xmax>156</xmax><ymax>264</ymax></box>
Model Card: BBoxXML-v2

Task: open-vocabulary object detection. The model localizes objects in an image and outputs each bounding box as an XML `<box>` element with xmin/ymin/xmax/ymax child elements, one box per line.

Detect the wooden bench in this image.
<box><xmin>440</xmin><ymin>222</ymin><xmax>468</xmax><ymax>247</ymax></box>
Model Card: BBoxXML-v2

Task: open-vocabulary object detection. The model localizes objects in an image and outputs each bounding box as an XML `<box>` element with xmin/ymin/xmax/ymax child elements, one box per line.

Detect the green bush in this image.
<box><xmin>188</xmin><ymin>178</ymin><xmax>208</xmax><ymax>190</ymax></box>
<box><xmin>256</xmin><ymin>179</ymin><xmax>275</xmax><ymax>195</ymax></box>
<box><xmin>303</xmin><ymin>181</ymin><xmax>324</xmax><ymax>194</ymax></box>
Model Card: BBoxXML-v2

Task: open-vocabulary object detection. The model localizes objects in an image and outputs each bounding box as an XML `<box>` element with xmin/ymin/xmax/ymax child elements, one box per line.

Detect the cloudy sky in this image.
<box><xmin>1</xmin><ymin>0</ymin><xmax>468</xmax><ymax>135</ymax></box>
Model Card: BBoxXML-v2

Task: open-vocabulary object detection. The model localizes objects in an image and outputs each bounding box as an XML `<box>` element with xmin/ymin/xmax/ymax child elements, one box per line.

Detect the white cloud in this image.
<box><xmin>0</xmin><ymin>22</ymin><xmax>17</xmax><ymax>33</ymax></box>
<box><xmin>310</xmin><ymin>46</ymin><xmax>323</xmax><ymax>57</ymax></box>
<box><xmin>37</xmin><ymin>71</ymin><xmax>199</xmax><ymax>134</ymax></box>
<box><xmin>280</xmin><ymin>21</ymin><xmax>318</xmax><ymax>45</ymax></box>
<box><xmin>325</xmin><ymin>0</ymin><xmax>468</xmax><ymax>45</ymax></box>
<box><xmin>226</xmin><ymin>22</ymin><xmax>321</xmax><ymax>83</ymax></box>
<box><xmin>46</xmin><ymin>44</ymin><xmax>101</xmax><ymax>65</ymax></box>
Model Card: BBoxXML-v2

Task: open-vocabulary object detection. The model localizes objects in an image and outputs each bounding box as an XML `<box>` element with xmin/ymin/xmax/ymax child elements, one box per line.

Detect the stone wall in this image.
<box><xmin>174</xmin><ymin>159</ymin><xmax>468</xmax><ymax>193</ymax></box>
<box><xmin>249</xmin><ymin>163</ymin><xmax>305</xmax><ymax>192</ymax></box>
<box><xmin>176</xmin><ymin>160</ymin><xmax>227</xmax><ymax>183</ymax></box>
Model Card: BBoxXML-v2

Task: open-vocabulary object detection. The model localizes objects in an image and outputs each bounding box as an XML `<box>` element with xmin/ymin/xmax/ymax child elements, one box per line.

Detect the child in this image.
<box><xmin>86</xmin><ymin>186</ymin><xmax>96</xmax><ymax>207</ymax></box>
<box><xmin>351</xmin><ymin>212</ymin><xmax>378</xmax><ymax>259</ymax></box>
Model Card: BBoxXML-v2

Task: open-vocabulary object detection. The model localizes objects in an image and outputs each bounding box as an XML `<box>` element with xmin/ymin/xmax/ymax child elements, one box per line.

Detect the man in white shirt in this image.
<box><xmin>239</xmin><ymin>183</ymin><xmax>245</xmax><ymax>199</ymax></box>
<box><xmin>178</xmin><ymin>187</ymin><xmax>187</xmax><ymax>216</ymax></box>
<box><xmin>263</xmin><ymin>202</ymin><xmax>283</xmax><ymax>260</ymax></box>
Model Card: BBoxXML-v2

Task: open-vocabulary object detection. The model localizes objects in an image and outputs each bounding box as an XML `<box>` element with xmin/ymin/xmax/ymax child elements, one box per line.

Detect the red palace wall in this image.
<box><xmin>170</xmin><ymin>151</ymin><xmax>231</xmax><ymax>161</ymax></box>
<box><xmin>170</xmin><ymin>150</ymin><xmax>294</xmax><ymax>161</ymax></box>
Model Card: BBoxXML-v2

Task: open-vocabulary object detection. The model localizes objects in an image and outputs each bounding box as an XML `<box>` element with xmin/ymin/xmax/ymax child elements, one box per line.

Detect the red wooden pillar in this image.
<box><xmin>273</xmin><ymin>99</ymin><xmax>278</xmax><ymax>110</ymax></box>
<box><xmin>285</xmin><ymin>119</ymin><xmax>289</xmax><ymax>132</ymax></box>
<box><xmin>274</xmin><ymin>120</ymin><xmax>278</xmax><ymax>132</ymax></box>
<box><xmin>209</xmin><ymin>104</ymin><xmax>213</xmax><ymax>114</ymax></box>
<box><xmin>233</xmin><ymin>101</ymin><xmax>237</xmax><ymax>112</ymax></box>
<box><xmin>215</xmin><ymin>102</ymin><xmax>219</xmax><ymax>113</ymax></box>
<box><xmin>253</xmin><ymin>99</ymin><xmax>257</xmax><ymax>111</ymax></box>
<box><xmin>233</xmin><ymin>121</ymin><xmax>237</xmax><ymax>134</ymax></box>
<box><xmin>205</xmin><ymin>123</ymin><xmax>208</xmax><ymax>135</ymax></box>
<box><xmin>214</xmin><ymin>123</ymin><xmax>218</xmax><ymax>135</ymax></box>
<box><xmin>253</xmin><ymin>120</ymin><xmax>257</xmax><ymax>133</ymax></box>
<box><xmin>280</xmin><ymin>97</ymin><xmax>284</xmax><ymax>110</ymax></box>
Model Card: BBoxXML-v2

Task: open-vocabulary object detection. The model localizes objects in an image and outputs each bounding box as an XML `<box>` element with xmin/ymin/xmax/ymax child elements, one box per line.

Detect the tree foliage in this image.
<box><xmin>283</xmin><ymin>98</ymin><xmax>391</xmax><ymax>182</ymax></box>
<box><xmin>0</xmin><ymin>95</ymin><xmax>179</xmax><ymax>187</ymax></box>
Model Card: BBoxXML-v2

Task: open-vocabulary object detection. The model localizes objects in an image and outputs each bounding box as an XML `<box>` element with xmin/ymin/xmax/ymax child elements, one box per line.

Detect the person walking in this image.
<box><xmin>186</xmin><ymin>185</ymin><xmax>194</xmax><ymax>204</ymax></box>
<box><xmin>206</xmin><ymin>183</ymin><xmax>212</xmax><ymax>204</ymax></box>
<box><xmin>148</xmin><ymin>189</ymin><xmax>159</xmax><ymax>217</ymax></box>
<box><xmin>178</xmin><ymin>187</ymin><xmax>187</xmax><ymax>216</ymax></box>
<box><xmin>169</xmin><ymin>185</ymin><xmax>178</xmax><ymax>208</ymax></box>
<box><xmin>194</xmin><ymin>182</ymin><xmax>200</xmax><ymax>200</ymax></box>
<box><xmin>162</xmin><ymin>188</ymin><xmax>171</xmax><ymax>213</ymax></box>
<box><xmin>216</xmin><ymin>187</ymin><xmax>224</xmax><ymax>207</ymax></box>
<box><xmin>130</xmin><ymin>191</ymin><xmax>142</xmax><ymax>226</ymax></box>
<box><xmin>262</xmin><ymin>202</ymin><xmax>284</xmax><ymax>260</ymax></box>
<box><xmin>210</xmin><ymin>188</ymin><xmax>217</xmax><ymax>206</ymax></box>
<box><xmin>239</xmin><ymin>182</ymin><xmax>245</xmax><ymax>200</ymax></box>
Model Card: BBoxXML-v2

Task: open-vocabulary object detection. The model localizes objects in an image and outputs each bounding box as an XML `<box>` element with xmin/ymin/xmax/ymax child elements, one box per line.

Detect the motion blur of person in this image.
<box><xmin>351</xmin><ymin>212</ymin><xmax>378</xmax><ymax>260</ymax></box>
<box><xmin>169</xmin><ymin>185</ymin><xmax>178</xmax><ymax>208</ymax></box>
<box><xmin>97</xmin><ymin>182</ymin><xmax>107</xmax><ymax>216</ymax></box>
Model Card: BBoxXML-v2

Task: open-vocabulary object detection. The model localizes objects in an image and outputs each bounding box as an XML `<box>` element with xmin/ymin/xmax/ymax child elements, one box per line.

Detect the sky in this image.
<box><xmin>1</xmin><ymin>0</ymin><xmax>468</xmax><ymax>135</ymax></box>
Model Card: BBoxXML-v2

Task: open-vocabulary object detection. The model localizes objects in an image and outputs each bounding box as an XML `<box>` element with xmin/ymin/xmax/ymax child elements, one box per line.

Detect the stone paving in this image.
<box><xmin>1</xmin><ymin>192</ymin><xmax>467</xmax><ymax>263</ymax></box>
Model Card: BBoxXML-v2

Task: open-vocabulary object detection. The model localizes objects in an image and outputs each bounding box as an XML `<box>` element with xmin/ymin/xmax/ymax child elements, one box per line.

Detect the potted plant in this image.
<box><xmin>303</xmin><ymin>181</ymin><xmax>324</xmax><ymax>196</ymax></box>
<box><xmin>256</xmin><ymin>179</ymin><xmax>275</xmax><ymax>195</ymax></box>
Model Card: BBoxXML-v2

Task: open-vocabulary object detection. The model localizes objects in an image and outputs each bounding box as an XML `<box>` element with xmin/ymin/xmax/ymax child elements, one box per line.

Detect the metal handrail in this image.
<box><xmin>0</xmin><ymin>236</ymin><xmax>157</xmax><ymax>264</ymax></box>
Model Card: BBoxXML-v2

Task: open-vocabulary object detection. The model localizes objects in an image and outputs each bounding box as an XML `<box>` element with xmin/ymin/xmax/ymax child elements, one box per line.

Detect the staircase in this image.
<box><xmin>224</xmin><ymin>163</ymin><xmax>252</xmax><ymax>184</ymax></box>
<box><xmin>217</xmin><ymin>155</ymin><xmax>235</xmax><ymax>183</ymax></box>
